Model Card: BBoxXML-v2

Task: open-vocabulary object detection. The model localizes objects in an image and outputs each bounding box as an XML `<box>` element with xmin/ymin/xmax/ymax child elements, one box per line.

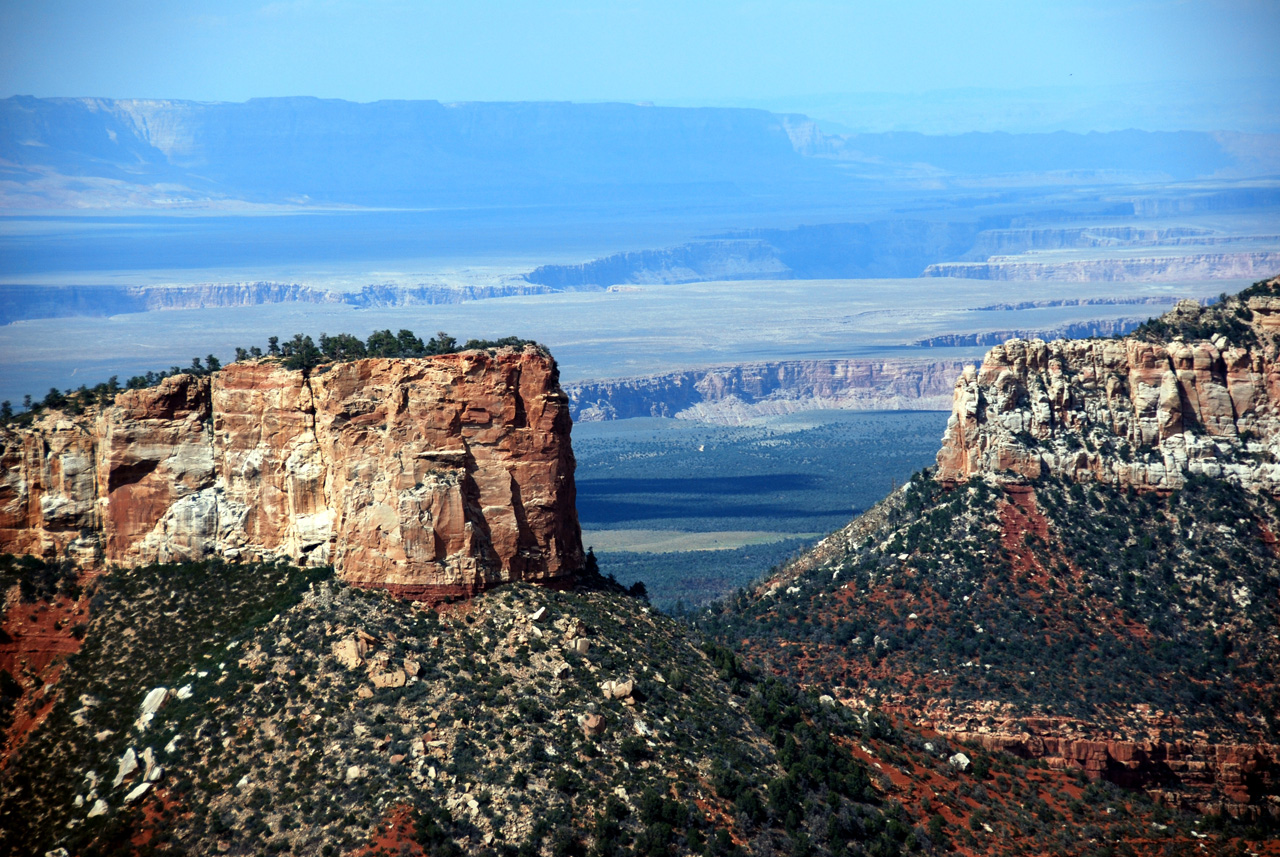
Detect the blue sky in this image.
<box><xmin>1</xmin><ymin>1</ymin><xmax>1278</xmax><ymax>129</ymax></box>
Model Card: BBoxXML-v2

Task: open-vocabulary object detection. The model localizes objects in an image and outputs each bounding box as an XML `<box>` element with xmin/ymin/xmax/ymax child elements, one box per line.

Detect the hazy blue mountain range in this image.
<box><xmin>4</xmin><ymin>96</ymin><xmax>1278</xmax><ymax>211</ymax></box>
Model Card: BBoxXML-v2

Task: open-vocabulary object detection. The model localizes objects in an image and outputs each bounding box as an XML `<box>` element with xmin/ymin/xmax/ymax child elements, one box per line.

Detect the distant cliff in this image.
<box><xmin>914</xmin><ymin>316</ymin><xmax>1146</xmax><ymax>347</ymax></box>
<box><xmin>922</xmin><ymin>251</ymin><xmax>1280</xmax><ymax>281</ymax></box>
<box><xmin>526</xmin><ymin>221</ymin><xmax>991</xmax><ymax>285</ymax></box>
<box><xmin>0</xmin><ymin>281</ymin><xmax>557</xmax><ymax>325</ymax></box>
<box><xmin>565</xmin><ymin>359</ymin><xmax>967</xmax><ymax>424</ymax></box>
<box><xmin>4</xmin><ymin>96</ymin><xmax>1272</xmax><ymax>211</ymax></box>
<box><xmin>0</xmin><ymin>347</ymin><xmax>583</xmax><ymax>600</ymax></box>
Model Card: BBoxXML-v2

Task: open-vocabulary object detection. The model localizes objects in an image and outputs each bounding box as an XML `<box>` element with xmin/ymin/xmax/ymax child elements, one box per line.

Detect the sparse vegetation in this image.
<box><xmin>0</xmin><ymin>328</ymin><xmax>537</xmax><ymax>427</ymax></box>
<box><xmin>0</xmin><ymin>558</ymin><xmax>911</xmax><ymax>856</ymax></box>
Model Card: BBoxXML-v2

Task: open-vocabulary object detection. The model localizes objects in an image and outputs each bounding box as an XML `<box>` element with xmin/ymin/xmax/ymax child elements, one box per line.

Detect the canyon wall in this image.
<box><xmin>566</xmin><ymin>359</ymin><xmax>967</xmax><ymax>425</ymax></box>
<box><xmin>937</xmin><ymin>291</ymin><xmax>1280</xmax><ymax>492</ymax></box>
<box><xmin>914</xmin><ymin>316</ymin><xmax>1145</xmax><ymax>348</ymax></box>
<box><xmin>0</xmin><ymin>281</ymin><xmax>556</xmax><ymax>326</ymax></box>
<box><xmin>922</xmin><ymin>250</ymin><xmax>1280</xmax><ymax>281</ymax></box>
<box><xmin>0</xmin><ymin>346</ymin><xmax>583</xmax><ymax>600</ymax></box>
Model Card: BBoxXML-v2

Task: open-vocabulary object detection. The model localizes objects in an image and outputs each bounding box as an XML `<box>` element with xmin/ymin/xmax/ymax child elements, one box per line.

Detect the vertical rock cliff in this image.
<box><xmin>0</xmin><ymin>346</ymin><xmax>583</xmax><ymax>599</ymax></box>
<box><xmin>937</xmin><ymin>282</ymin><xmax>1280</xmax><ymax>492</ymax></box>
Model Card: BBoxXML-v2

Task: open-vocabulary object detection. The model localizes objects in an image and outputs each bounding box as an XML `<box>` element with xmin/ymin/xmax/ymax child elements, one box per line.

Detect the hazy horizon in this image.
<box><xmin>4</xmin><ymin>1</ymin><xmax>1279</xmax><ymax>134</ymax></box>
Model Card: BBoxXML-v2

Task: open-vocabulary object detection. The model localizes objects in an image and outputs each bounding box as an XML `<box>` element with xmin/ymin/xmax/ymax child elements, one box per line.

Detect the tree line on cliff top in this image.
<box><xmin>0</xmin><ymin>329</ymin><xmax>534</xmax><ymax>427</ymax></box>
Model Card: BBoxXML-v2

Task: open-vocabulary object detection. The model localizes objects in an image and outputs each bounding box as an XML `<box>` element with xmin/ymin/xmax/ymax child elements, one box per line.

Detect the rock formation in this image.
<box><xmin>937</xmin><ymin>285</ymin><xmax>1280</xmax><ymax>492</ymax></box>
<box><xmin>922</xmin><ymin>251</ymin><xmax>1280</xmax><ymax>281</ymax></box>
<box><xmin>566</xmin><ymin>359</ymin><xmax>968</xmax><ymax>424</ymax></box>
<box><xmin>0</xmin><ymin>280</ymin><xmax>556</xmax><ymax>326</ymax></box>
<box><xmin>913</xmin><ymin>316</ymin><xmax>1145</xmax><ymax>347</ymax></box>
<box><xmin>717</xmin><ymin>278</ymin><xmax>1280</xmax><ymax>820</ymax></box>
<box><xmin>0</xmin><ymin>346</ymin><xmax>583</xmax><ymax>600</ymax></box>
<box><xmin>939</xmin><ymin>725</ymin><xmax>1277</xmax><ymax>815</ymax></box>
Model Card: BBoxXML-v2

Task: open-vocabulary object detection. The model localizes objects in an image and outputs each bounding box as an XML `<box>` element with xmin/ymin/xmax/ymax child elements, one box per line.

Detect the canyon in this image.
<box><xmin>0</xmin><ymin>346</ymin><xmax>583</xmax><ymax>600</ymax></box>
<box><xmin>0</xmin><ymin>280</ymin><xmax>556</xmax><ymax>326</ymax></box>
<box><xmin>717</xmin><ymin>277</ymin><xmax>1280</xmax><ymax>821</ymax></box>
<box><xmin>566</xmin><ymin>359</ymin><xmax>967</xmax><ymax>424</ymax></box>
<box><xmin>923</xmin><ymin>250</ymin><xmax>1280</xmax><ymax>281</ymax></box>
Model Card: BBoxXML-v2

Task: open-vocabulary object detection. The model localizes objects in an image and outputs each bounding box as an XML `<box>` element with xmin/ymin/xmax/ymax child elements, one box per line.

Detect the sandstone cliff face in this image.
<box><xmin>0</xmin><ymin>347</ymin><xmax>583</xmax><ymax>599</ymax></box>
<box><xmin>937</xmin><ymin>291</ymin><xmax>1280</xmax><ymax>491</ymax></box>
<box><xmin>941</xmin><ymin>726</ymin><xmax>1277</xmax><ymax>815</ymax></box>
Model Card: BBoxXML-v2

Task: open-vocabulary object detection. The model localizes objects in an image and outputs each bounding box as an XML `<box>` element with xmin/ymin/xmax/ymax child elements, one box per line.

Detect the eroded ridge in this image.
<box><xmin>938</xmin><ymin>278</ymin><xmax>1280</xmax><ymax>493</ymax></box>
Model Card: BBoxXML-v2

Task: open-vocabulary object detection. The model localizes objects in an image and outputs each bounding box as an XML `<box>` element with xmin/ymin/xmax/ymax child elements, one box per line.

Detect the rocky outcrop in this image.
<box><xmin>937</xmin><ymin>288</ymin><xmax>1280</xmax><ymax>492</ymax></box>
<box><xmin>938</xmin><ymin>725</ymin><xmax>1280</xmax><ymax>817</ymax></box>
<box><xmin>922</xmin><ymin>251</ymin><xmax>1280</xmax><ymax>281</ymax></box>
<box><xmin>566</xmin><ymin>359</ymin><xmax>967</xmax><ymax>425</ymax></box>
<box><xmin>525</xmin><ymin>240</ymin><xmax>789</xmax><ymax>287</ymax></box>
<box><xmin>0</xmin><ymin>346</ymin><xmax>583</xmax><ymax>600</ymax></box>
<box><xmin>915</xmin><ymin>317</ymin><xmax>1145</xmax><ymax>348</ymax></box>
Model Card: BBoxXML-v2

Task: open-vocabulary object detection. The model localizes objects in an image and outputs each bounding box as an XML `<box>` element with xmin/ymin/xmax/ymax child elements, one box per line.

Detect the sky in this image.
<box><xmin>1</xmin><ymin>0</ymin><xmax>1279</xmax><ymax>130</ymax></box>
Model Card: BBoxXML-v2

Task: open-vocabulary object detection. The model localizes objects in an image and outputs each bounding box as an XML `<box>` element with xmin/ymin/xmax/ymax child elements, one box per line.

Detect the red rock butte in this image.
<box><xmin>0</xmin><ymin>346</ymin><xmax>584</xmax><ymax>601</ymax></box>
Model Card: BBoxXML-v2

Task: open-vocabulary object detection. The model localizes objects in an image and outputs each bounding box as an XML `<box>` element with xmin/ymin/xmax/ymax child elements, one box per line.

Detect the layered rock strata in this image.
<box><xmin>871</xmin><ymin>697</ymin><xmax>1280</xmax><ymax>816</ymax></box>
<box><xmin>0</xmin><ymin>346</ymin><xmax>583</xmax><ymax>599</ymax></box>
<box><xmin>937</xmin><ymin>292</ymin><xmax>1280</xmax><ymax>492</ymax></box>
<box><xmin>922</xmin><ymin>250</ymin><xmax>1280</xmax><ymax>281</ymax></box>
<box><xmin>0</xmin><ymin>280</ymin><xmax>556</xmax><ymax>326</ymax></box>
<box><xmin>567</xmin><ymin>359</ymin><xmax>967</xmax><ymax>425</ymax></box>
<box><xmin>944</xmin><ymin>727</ymin><xmax>1277</xmax><ymax>815</ymax></box>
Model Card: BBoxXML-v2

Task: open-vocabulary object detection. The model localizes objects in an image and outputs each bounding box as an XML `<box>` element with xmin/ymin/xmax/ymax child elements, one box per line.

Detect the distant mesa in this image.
<box><xmin>3</xmin><ymin>96</ymin><xmax>1277</xmax><ymax>211</ymax></box>
<box><xmin>923</xmin><ymin>251</ymin><xmax>1280</xmax><ymax>282</ymax></box>
<box><xmin>0</xmin><ymin>281</ymin><xmax>556</xmax><ymax>326</ymax></box>
<box><xmin>565</xmin><ymin>359</ymin><xmax>968</xmax><ymax>424</ymax></box>
<box><xmin>913</xmin><ymin>316</ymin><xmax>1148</xmax><ymax>347</ymax></box>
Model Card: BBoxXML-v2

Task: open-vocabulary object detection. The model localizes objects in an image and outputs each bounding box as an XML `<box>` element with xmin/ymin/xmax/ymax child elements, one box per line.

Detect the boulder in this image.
<box><xmin>135</xmin><ymin>687</ymin><xmax>168</xmax><ymax>732</ymax></box>
<box><xmin>602</xmin><ymin>678</ymin><xmax>634</xmax><ymax>700</ymax></box>
<box><xmin>112</xmin><ymin>747</ymin><xmax>138</xmax><ymax>787</ymax></box>
<box><xmin>579</xmin><ymin>713</ymin><xmax>606</xmax><ymax>738</ymax></box>
<box><xmin>123</xmin><ymin>782</ymin><xmax>151</xmax><ymax>804</ymax></box>
<box><xmin>372</xmin><ymin>670</ymin><xmax>406</xmax><ymax>689</ymax></box>
<box><xmin>140</xmin><ymin>747</ymin><xmax>157</xmax><ymax>780</ymax></box>
<box><xmin>332</xmin><ymin>638</ymin><xmax>364</xmax><ymax>669</ymax></box>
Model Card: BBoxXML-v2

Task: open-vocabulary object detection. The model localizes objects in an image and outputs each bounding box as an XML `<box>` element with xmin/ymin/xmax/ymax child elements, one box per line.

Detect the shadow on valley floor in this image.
<box><xmin>571</xmin><ymin>411</ymin><xmax>950</xmax><ymax>607</ymax></box>
<box><xmin>576</xmin><ymin>473</ymin><xmax>854</xmax><ymax>528</ymax></box>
